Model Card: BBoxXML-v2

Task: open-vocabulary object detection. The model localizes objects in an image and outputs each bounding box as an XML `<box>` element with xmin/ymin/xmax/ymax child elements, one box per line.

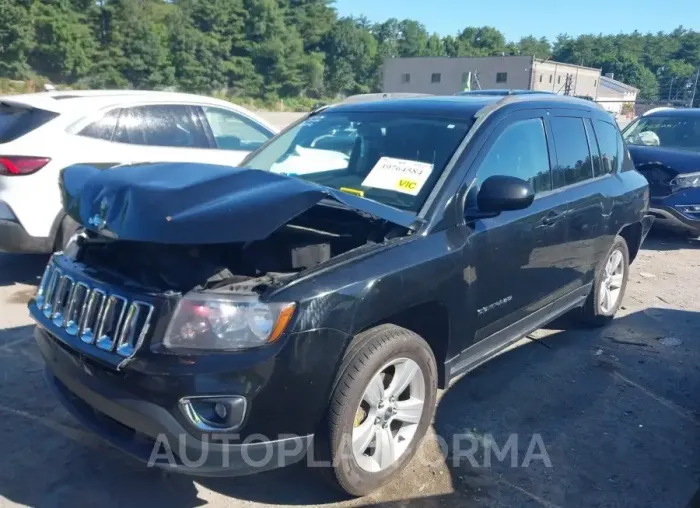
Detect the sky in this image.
<box><xmin>333</xmin><ymin>0</ymin><xmax>699</xmax><ymax>42</ymax></box>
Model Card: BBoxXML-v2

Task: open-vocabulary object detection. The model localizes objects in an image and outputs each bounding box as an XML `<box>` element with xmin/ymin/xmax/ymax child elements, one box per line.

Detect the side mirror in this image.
<box><xmin>474</xmin><ymin>175</ymin><xmax>535</xmax><ymax>215</ymax></box>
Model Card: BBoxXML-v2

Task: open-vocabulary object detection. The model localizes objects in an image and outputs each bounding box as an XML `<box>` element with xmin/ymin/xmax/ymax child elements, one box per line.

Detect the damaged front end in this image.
<box><xmin>31</xmin><ymin>162</ymin><xmax>415</xmax><ymax>363</ymax></box>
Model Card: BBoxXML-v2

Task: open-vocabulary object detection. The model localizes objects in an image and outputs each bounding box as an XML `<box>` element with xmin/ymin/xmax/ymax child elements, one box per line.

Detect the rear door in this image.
<box><xmin>548</xmin><ymin>113</ymin><xmax>613</xmax><ymax>288</ymax></box>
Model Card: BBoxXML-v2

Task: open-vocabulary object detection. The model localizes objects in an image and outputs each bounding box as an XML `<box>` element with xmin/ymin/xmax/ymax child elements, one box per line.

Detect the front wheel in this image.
<box><xmin>317</xmin><ymin>324</ymin><xmax>438</xmax><ymax>497</ymax></box>
<box><xmin>578</xmin><ymin>235</ymin><xmax>629</xmax><ymax>327</ymax></box>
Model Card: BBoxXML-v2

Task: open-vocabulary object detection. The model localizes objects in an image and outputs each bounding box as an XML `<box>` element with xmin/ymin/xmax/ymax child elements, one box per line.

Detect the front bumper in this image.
<box><xmin>648</xmin><ymin>205</ymin><xmax>700</xmax><ymax>235</ymax></box>
<box><xmin>36</xmin><ymin>326</ymin><xmax>313</xmax><ymax>477</ymax></box>
<box><xmin>0</xmin><ymin>219</ymin><xmax>51</xmax><ymax>253</ymax></box>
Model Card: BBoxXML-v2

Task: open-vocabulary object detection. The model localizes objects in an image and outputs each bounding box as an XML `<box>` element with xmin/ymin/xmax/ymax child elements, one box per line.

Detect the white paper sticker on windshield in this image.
<box><xmin>361</xmin><ymin>157</ymin><xmax>434</xmax><ymax>196</ymax></box>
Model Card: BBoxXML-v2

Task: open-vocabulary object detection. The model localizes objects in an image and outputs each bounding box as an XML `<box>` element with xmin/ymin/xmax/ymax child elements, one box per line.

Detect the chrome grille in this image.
<box><xmin>35</xmin><ymin>260</ymin><xmax>154</xmax><ymax>358</ymax></box>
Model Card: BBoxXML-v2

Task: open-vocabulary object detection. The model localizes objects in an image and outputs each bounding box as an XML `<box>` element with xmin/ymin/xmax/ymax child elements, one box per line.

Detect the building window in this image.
<box><xmin>539</xmin><ymin>75</ymin><xmax>543</xmax><ymax>83</ymax></box>
<box><xmin>558</xmin><ymin>76</ymin><xmax>561</xmax><ymax>84</ymax></box>
<box><xmin>594</xmin><ymin>80</ymin><xmax>597</xmax><ymax>87</ymax></box>
<box><xmin>496</xmin><ymin>72</ymin><xmax>508</xmax><ymax>84</ymax></box>
<box><xmin>549</xmin><ymin>75</ymin><xmax>552</xmax><ymax>83</ymax></box>
<box><xmin>401</xmin><ymin>73</ymin><xmax>410</xmax><ymax>84</ymax></box>
<box><xmin>431</xmin><ymin>73</ymin><xmax>441</xmax><ymax>83</ymax></box>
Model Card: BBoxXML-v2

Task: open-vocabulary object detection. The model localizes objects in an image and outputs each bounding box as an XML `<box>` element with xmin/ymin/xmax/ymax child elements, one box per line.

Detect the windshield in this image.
<box><xmin>242</xmin><ymin>111</ymin><xmax>472</xmax><ymax>212</ymax></box>
<box><xmin>623</xmin><ymin>115</ymin><xmax>700</xmax><ymax>152</ymax></box>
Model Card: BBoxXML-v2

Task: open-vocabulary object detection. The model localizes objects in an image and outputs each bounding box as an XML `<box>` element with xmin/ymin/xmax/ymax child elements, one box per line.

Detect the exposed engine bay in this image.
<box><xmin>73</xmin><ymin>204</ymin><xmax>409</xmax><ymax>294</ymax></box>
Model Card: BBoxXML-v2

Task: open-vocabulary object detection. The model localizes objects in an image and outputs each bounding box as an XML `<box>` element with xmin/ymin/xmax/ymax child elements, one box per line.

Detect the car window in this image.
<box><xmin>113</xmin><ymin>105</ymin><xmax>209</xmax><ymax>148</ymax></box>
<box><xmin>593</xmin><ymin>119</ymin><xmax>623</xmax><ymax>175</ymax></box>
<box><xmin>0</xmin><ymin>104</ymin><xmax>58</xmax><ymax>143</ymax></box>
<box><xmin>242</xmin><ymin>111</ymin><xmax>472</xmax><ymax>212</ymax></box>
<box><xmin>202</xmin><ymin>107</ymin><xmax>272</xmax><ymax>151</ymax></box>
<box><xmin>475</xmin><ymin>117</ymin><xmax>552</xmax><ymax>194</ymax></box>
<box><xmin>78</xmin><ymin>109</ymin><xmax>121</xmax><ymax>141</ymax></box>
<box><xmin>550</xmin><ymin>117</ymin><xmax>594</xmax><ymax>189</ymax></box>
<box><xmin>623</xmin><ymin>115</ymin><xmax>700</xmax><ymax>152</ymax></box>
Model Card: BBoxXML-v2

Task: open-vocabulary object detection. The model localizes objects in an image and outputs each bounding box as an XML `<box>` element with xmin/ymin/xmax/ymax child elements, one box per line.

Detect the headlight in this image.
<box><xmin>670</xmin><ymin>171</ymin><xmax>700</xmax><ymax>193</ymax></box>
<box><xmin>163</xmin><ymin>293</ymin><xmax>296</xmax><ymax>351</ymax></box>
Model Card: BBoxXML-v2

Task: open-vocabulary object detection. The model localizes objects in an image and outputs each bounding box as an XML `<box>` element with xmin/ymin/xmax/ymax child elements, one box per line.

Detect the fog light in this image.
<box><xmin>179</xmin><ymin>396</ymin><xmax>246</xmax><ymax>432</ymax></box>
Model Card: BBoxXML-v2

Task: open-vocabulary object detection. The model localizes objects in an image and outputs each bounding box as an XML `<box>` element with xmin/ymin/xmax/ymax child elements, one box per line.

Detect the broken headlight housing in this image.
<box><xmin>163</xmin><ymin>293</ymin><xmax>296</xmax><ymax>351</ymax></box>
<box><xmin>670</xmin><ymin>171</ymin><xmax>700</xmax><ymax>193</ymax></box>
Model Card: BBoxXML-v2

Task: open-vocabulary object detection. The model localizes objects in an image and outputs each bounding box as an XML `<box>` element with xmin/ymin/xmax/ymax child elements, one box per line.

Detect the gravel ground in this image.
<box><xmin>1</xmin><ymin>229</ymin><xmax>699</xmax><ymax>508</ymax></box>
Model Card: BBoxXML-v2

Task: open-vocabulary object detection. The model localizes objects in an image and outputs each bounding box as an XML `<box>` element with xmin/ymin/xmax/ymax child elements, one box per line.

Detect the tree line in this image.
<box><xmin>1</xmin><ymin>0</ymin><xmax>698</xmax><ymax>105</ymax></box>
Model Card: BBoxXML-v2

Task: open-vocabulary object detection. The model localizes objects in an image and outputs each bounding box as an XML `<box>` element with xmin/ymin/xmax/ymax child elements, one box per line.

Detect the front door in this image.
<box><xmin>462</xmin><ymin>111</ymin><xmax>578</xmax><ymax>343</ymax></box>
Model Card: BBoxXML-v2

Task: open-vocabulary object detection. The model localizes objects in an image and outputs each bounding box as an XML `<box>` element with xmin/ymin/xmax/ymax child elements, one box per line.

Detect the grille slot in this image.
<box><xmin>35</xmin><ymin>259</ymin><xmax>155</xmax><ymax>358</ymax></box>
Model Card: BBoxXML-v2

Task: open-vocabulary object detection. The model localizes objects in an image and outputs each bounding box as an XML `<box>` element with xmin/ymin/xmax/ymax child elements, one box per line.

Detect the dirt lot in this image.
<box><xmin>1</xmin><ymin>231</ymin><xmax>699</xmax><ymax>508</ymax></box>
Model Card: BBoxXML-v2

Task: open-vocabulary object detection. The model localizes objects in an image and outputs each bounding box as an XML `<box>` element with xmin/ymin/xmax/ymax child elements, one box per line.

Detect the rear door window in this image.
<box><xmin>77</xmin><ymin>109</ymin><xmax>121</xmax><ymax>141</ymax></box>
<box><xmin>113</xmin><ymin>105</ymin><xmax>209</xmax><ymax>148</ymax></box>
<box><xmin>0</xmin><ymin>104</ymin><xmax>58</xmax><ymax>143</ymax></box>
<box><xmin>592</xmin><ymin>119</ymin><xmax>623</xmax><ymax>175</ymax></box>
<box><xmin>550</xmin><ymin>116</ymin><xmax>594</xmax><ymax>189</ymax></box>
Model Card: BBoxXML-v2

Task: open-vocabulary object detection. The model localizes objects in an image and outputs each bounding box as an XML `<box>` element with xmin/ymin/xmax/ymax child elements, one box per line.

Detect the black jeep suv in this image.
<box><xmin>30</xmin><ymin>95</ymin><xmax>653</xmax><ymax>496</ymax></box>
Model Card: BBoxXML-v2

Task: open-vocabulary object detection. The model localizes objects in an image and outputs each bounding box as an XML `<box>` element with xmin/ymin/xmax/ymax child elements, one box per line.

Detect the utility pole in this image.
<box><xmin>668</xmin><ymin>77</ymin><xmax>674</xmax><ymax>101</ymax></box>
<box><xmin>690</xmin><ymin>68</ymin><xmax>699</xmax><ymax>108</ymax></box>
<box><xmin>564</xmin><ymin>74</ymin><xmax>573</xmax><ymax>95</ymax></box>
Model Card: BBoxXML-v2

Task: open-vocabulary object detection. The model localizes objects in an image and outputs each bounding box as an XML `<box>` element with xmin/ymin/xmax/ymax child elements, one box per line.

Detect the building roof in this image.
<box><xmin>599</xmin><ymin>76</ymin><xmax>639</xmax><ymax>94</ymax></box>
<box><xmin>533</xmin><ymin>58</ymin><xmax>602</xmax><ymax>72</ymax></box>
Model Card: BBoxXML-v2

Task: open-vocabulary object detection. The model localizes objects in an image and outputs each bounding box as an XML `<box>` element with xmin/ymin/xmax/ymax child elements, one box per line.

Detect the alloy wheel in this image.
<box><xmin>352</xmin><ymin>358</ymin><xmax>426</xmax><ymax>473</ymax></box>
<box><xmin>599</xmin><ymin>249</ymin><xmax>625</xmax><ymax>313</ymax></box>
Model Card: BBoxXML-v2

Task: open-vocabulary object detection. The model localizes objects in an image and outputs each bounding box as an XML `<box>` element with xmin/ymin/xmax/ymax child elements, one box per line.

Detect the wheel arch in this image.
<box><xmin>618</xmin><ymin>221</ymin><xmax>642</xmax><ymax>263</ymax></box>
<box><xmin>356</xmin><ymin>300</ymin><xmax>450</xmax><ymax>388</ymax></box>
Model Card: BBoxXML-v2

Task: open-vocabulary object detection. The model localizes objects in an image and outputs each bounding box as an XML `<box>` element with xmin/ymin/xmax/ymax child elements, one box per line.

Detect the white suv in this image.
<box><xmin>0</xmin><ymin>90</ymin><xmax>278</xmax><ymax>254</ymax></box>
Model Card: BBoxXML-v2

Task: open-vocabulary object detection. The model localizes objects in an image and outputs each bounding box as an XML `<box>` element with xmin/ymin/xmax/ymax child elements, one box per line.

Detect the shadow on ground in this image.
<box><xmin>1</xmin><ymin>308</ymin><xmax>699</xmax><ymax>507</ymax></box>
<box><xmin>641</xmin><ymin>229</ymin><xmax>700</xmax><ymax>251</ymax></box>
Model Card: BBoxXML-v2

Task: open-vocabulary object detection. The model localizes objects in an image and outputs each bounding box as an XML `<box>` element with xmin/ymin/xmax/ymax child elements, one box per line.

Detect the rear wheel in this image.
<box><xmin>316</xmin><ymin>324</ymin><xmax>437</xmax><ymax>497</ymax></box>
<box><xmin>579</xmin><ymin>235</ymin><xmax>629</xmax><ymax>327</ymax></box>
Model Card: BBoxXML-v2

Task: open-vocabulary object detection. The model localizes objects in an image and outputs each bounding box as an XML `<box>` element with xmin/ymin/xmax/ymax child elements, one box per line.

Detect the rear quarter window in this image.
<box><xmin>0</xmin><ymin>104</ymin><xmax>58</xmax><ymax>143</ymax></box>
<box><xmin>592</xmin><ymin>119</ymin><xmax>623</xmax><ymax>175</ymax></box>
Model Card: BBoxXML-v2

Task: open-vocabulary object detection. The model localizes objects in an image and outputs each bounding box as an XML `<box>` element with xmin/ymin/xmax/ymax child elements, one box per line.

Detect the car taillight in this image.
<box><xmin>0</xmin><ymin>156</ymin><xmax>51</xmax><ymax>176</ymax></box>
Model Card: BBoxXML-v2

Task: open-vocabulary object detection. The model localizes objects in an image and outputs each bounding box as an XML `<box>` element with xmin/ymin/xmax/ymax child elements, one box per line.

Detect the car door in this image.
<box><xmin>463</xmin><ymin>110</ymin><xmax>578</xmax><ymax>342</ymax></box>
<box><xmin>548</xmin><ymin>113</ymin><xmax>612</xmax><ymax>289</ymax></box>
<box><xmin>196</xmin><ymin>106</ymin><xmax>276</xmax><ymax>166</ymax></box>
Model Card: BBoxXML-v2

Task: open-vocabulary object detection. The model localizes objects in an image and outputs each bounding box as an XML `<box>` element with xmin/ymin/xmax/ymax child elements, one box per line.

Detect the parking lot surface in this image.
<box><xmin>1</xmin><ymin>230</ymin><xmax>699</xmax><ymax>508</ymax></box>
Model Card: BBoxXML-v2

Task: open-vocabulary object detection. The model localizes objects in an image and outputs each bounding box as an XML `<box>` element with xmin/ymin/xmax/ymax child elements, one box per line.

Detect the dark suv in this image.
<box><xmin>30</xmin><ymin>95</ymin><xmax>653</xmax><ymax>496</ymax></box>
<box><xmin>622</xmin><ymin>108</ymin><xmax>700</xmax><ymax>236</ymax></box>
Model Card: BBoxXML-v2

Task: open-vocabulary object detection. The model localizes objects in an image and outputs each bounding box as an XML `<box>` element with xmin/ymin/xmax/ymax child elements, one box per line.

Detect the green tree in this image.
<box><xmin>516</xmin><ymin>36</ymin><xmax>551</xmax><ymax>59</ymax></box>
<box><xmin>0</xmin><ymin>0</ymin><xmax>34</xmax><ymax>78</ymax></box>
<box><xmin>396</xmin><ymin>19</ymin><xmax>428</xmax><ymax>57</ymax></box>
<box><xmin>29</xmin><ymin>0</ymin><xmax>97</xmax><ymax>83</ymax></box>
<box><xmin>88</xmin><ymin>0</ymin><xmax>174</xmax><ymax>89</ymax></box>
<box><xmin>322</xmin><ymin>17</ymin><xmax>377</xmax><ymax>95</ymax></box>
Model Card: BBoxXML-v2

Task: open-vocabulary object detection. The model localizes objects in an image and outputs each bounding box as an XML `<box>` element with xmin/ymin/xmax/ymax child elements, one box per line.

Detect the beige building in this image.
<box><xmin>382</xmin><ymin>56</ymin><xmax>602</xmax><ymax>99</ymax></box>
<box><xmin>596</xmin><ymin>74</ymin><xmax>639</xmax><ymax>118</ymax></box>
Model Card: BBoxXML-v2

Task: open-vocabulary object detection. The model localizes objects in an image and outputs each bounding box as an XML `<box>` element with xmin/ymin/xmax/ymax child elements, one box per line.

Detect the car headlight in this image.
<box><xmin>670</xmin><ymin>171</ymin><xmax>700</xmax><ymax>193</ymax></box>
<box><xmin>163</xmin><ymin>293</ymin><xmax>296</xmax><ymax>351</ymax></box>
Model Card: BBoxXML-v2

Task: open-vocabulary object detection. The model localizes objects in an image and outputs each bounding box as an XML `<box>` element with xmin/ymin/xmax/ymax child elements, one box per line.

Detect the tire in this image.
<box><xmin>578</xmin><ymin>235</ymin><xmax>629</xmax><ymax>327</ymax></box>
<box><xmin>53</xmin><ymin>215</ymin><xmax>81</xmax><ymax>252</ymax></box>
<box><xmin>315</xmin><ymin>324</ymin><xmax>438</xmax><ymax>497</ymax></box>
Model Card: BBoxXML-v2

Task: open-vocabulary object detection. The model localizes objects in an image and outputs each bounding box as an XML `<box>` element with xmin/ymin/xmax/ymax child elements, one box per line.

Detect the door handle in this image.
<box><xmin>541</xmin><ymin>210</ymin><xmax>566</xmax><ymax>226</ymax></box>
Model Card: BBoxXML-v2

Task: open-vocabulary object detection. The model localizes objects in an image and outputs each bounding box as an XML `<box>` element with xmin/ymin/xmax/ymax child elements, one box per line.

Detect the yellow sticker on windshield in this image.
<box><xmin>361</xmin><ymin>157</ymin><xmax>433</xmax><ymax>196</ymax></box>
<box><xmin>340</xmin><ymin>187</ymin><xmax>365</xmax><ymax>197</ymax></box>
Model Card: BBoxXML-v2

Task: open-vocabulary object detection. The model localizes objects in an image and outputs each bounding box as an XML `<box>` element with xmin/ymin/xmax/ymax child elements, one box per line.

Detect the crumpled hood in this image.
<box><xmin>628</xmin><ymin>145</ymin><xmax>700</xmax><ymax>174</ymax></box>
<box><xmin>60</xmin><ymin>162</ymin><xmax>418</xmax><ymax>244</ymax></box>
